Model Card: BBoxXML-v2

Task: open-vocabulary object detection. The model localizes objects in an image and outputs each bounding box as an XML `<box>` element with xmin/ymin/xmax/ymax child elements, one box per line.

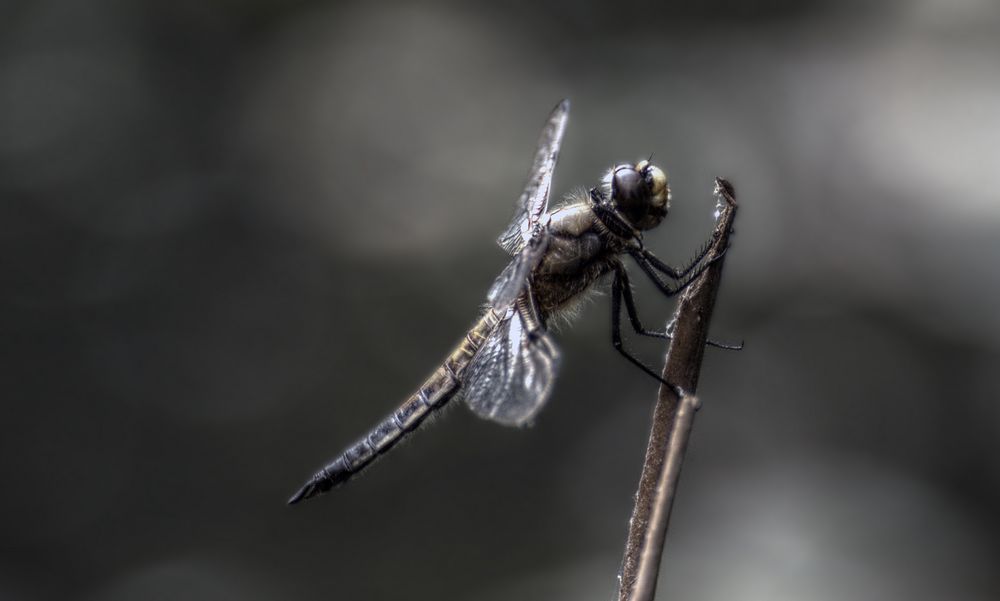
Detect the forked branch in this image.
<box><xmin>616</xmin><ymin>178</ymin><xmax>739</xmax><ymax>601</ymax></box>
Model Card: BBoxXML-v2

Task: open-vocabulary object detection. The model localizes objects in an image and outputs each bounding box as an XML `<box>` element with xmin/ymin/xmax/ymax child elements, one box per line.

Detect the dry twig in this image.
<box><xmin>616</xmin><ymin>178</ymin><xmax>739</xmax><ymax>601</ymax></box>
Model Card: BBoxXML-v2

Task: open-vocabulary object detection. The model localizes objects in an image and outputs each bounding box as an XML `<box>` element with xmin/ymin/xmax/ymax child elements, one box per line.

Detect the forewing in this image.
<box><xmin>463</xmin><ymin>308</ymin><xmax>561</xmax><ymax>426</ymax></box>
<box><xmin>497</xmin><ymin>99</ymin><xmax>570</xmax><ymax>256</ymax></box>
<box><xmin>486</xmin><ymin>233</ymin><xmax>549</xmax><ymax>310</ymax></box>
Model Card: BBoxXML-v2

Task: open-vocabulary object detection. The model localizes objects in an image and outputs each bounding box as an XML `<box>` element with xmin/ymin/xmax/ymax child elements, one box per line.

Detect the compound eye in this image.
<box><xmin>612</xmin><ymin>166</ymin><xmax>643</xmax><ymax>203</ymax></box>
<box><xmin>644</xmin><ymin>165</ymin><xmax>668</xmax><ymax>199</ymax></box>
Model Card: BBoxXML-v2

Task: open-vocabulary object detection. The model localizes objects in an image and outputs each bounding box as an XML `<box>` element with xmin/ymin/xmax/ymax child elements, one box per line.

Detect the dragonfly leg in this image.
<box><xmin>616</xmin><ymin>262</ymin><xmax>744</xmax><ymax>351</ymax></box>
<box><xmin>646</xmin><ymin>234</ymin><xmax>716</xmax><ymax>279</ymax></box>
<box><xmin>628</xmin><ymin>249</ymin><xmax>706</xmax><ymax>297</ymax></box>
<box><xmin>611</xmin><ymin>266</ymin><xmax>680</xmax><ymax>390</ymax></box>
<box><xmin>516</xmin><ymin>287</ymin><xmax>545</xmax><ymax>338</ymax></box>
<box><xmin>615</xmin><ymin>263</ymin><xmax>670</xmax><ymax>339</ymax></box>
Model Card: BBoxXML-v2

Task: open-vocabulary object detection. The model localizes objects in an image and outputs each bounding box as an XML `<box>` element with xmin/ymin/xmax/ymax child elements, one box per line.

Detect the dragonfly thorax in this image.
<box><xmin>605</xmin><ymin>160</ymin><xmax>670</xmax><ymax>231</ymax></box>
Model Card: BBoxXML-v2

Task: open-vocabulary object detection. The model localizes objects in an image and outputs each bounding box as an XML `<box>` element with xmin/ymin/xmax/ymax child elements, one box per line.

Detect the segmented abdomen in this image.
<box><xmin>288</xmin><ymin>307</ymin><xmax>503</xmax><ymax>504</ymax></box>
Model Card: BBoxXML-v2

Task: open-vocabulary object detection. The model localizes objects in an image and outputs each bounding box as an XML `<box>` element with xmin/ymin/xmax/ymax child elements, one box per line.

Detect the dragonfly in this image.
<box><xmin>288</xmin><ymin>100</ymin><xmax>730</xmax><ymax>505</ymax></box>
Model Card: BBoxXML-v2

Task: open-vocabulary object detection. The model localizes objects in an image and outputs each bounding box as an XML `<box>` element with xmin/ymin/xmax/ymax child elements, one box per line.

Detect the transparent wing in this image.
<box><xmin>486</xmin><ymin>233</ymin><xmax>549</xmax><ymax>309</ymax></box>
<box><xmin>462</xmin><ymin>307</ymin><xmax>561</xmax><ymax>426</ymax></box>
<box><xmin>469</xmin><ymin>101</ymin><xmax>568</xmax><ymax>419</ymax></box>
<box><xmin>497</xmin><ymin>99</ymin><xmax>570</xmax><ymax>256</ymax></box>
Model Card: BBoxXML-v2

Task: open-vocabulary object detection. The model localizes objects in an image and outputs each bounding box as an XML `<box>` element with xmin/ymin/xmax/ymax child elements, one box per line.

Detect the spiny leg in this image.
<box><xmin>611</xmin><ymin>266</ymin><xmax>684</xmax><ymax>394</ymax></box>
<box><xmin>705</xmin><ymin>336</ymin><xmax>743</xmax><ymax>351</ymax></box>
<box><xmin>615</xmin><ymin>264</ymin><xmax>669</xmax><ymax>339</ymax></box>
<box><xmin>618</xmin><ymin>260</ymin><xmax>744</xmax><ymax>351</ymax></box>
<box><xmin>636</xmin><ymin>244</ymin><xmax>743</xmax><ymax>350</ymax></box>
<box><xmin>632</xmin><ymin>234</ymin><xmax>716</xmax><ymax>280</ymax></box>
<box><xmin>628</xmin><ymin>249</ymin><xmax>707</xmax><ymax>298</ymax></box>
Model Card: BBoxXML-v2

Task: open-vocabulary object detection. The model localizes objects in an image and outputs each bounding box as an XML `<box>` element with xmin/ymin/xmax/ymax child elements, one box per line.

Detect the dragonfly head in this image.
<box><xmin>605</xmin><ymin>160</ymin><xmax>670</xmax><ymax>231</ymax></box>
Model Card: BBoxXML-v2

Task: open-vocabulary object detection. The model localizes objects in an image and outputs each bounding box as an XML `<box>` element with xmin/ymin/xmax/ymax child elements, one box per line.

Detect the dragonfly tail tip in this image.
<box><xmin>287</xmin><ymin>482</ymin><xmax>313</xmax><ymax>505</ymax></box>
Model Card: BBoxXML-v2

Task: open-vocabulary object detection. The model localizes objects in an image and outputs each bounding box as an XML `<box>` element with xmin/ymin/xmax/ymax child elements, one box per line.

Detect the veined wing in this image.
<box><xmin>462</xmin><ymin>306</ymin><xmax>561</xmax><ymax>426</ymax></box>
<box><xmin>489</xmin><ymin>100</ymin><xmax>569</xmax><ymax>309</ymax></box>
<box><xmin>486</xmin><ymin>233</ymin><xmax>548</xmax><ymax>309</ymax></box>
<box><xmin>496</xmin><ymin>99</ymin><xmax>570</xmax><ymax>256</ymax></box>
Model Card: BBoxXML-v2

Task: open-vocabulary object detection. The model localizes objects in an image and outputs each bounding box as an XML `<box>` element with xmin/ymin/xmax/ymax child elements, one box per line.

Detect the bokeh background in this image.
<box><xmin>4</xmin><ymin>0</ymin><xmax>1000</xmax><ymax>599</ymax></box>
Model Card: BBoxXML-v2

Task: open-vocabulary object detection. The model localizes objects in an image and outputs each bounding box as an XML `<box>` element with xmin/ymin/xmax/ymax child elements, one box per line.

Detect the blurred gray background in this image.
<box><xmin>3</xmin><ymin>0</ymin><xmax>1000</xmax><ymax>599</ymax></box>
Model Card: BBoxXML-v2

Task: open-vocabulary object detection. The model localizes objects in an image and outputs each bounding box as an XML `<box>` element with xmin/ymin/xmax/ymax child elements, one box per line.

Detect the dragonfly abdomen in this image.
<box><xmin>288</xmin><ymin>309</ymin><xmax>503</xmax><ymax>504</ymax></box>
<box><xmin>287</xmin><ymin>379</ymin><xmax>457</xmax><ymax>503</ymax></box>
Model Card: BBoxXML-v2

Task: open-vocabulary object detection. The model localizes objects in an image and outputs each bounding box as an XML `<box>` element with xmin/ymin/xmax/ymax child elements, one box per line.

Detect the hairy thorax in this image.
<box><xmin>531</xmin><ymin>199</ymin><xmax>624</xmax><ymax>322</ymax></box>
